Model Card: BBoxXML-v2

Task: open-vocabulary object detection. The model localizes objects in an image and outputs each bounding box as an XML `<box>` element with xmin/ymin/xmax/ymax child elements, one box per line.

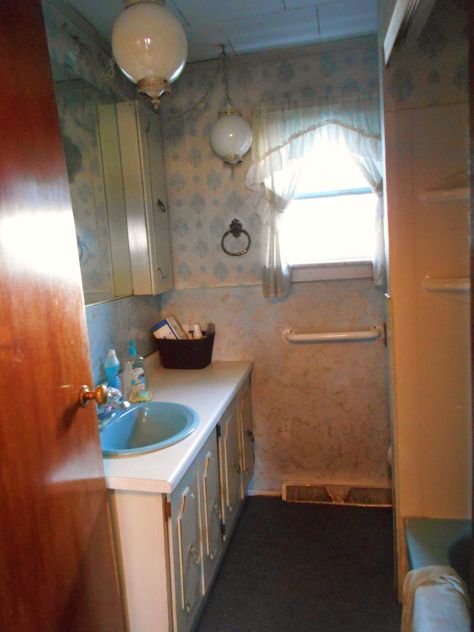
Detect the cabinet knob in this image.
<box><xmin>247</xmin><ymin>430</ymin><xmax>255</xmax><ymax>442</ymax></box>
<box><xmin>209</xmin><ymin>550</ymin><xmax>215</xmax><ymax>560</ymax></box>
<box><xmin>233</xmin><ymin>462</ymin><xmax>241</xmax><ymax>474</ymax></box>
<box><xmin>189</xmin><ymin>544</ymin><xmax>201</xmax><ymax>565</ymax></box>
<box><xmin>79</xmin><ymin>384</ymin><xmax>108</xmax><ymax>407</ymax></box>
<box><xmin>185</xmin><ymin>603</ymin><xmax>191</xmax><ymax>614</ymax></box>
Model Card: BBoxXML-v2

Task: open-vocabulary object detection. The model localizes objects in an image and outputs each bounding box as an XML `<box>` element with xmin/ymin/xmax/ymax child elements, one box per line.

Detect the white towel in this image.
<box><xmin>401</xmin><ymin>565</ymin><xmax>470</xmax><ymax>632</ymax></box>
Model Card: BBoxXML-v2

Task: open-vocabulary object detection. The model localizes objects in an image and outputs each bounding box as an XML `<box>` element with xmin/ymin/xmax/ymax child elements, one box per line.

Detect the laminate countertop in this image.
<box><xmin>103</xmin><ymin>354</ymin><xmax>252</xmax><ymax>494</ymax></box>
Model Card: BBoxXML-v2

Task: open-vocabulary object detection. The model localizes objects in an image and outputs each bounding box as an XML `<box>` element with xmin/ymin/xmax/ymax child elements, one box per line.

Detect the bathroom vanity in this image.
<box><xmin>104</xmin><ymin>357</ymin><xmax>254</xmax><ymax>632</ymax></box>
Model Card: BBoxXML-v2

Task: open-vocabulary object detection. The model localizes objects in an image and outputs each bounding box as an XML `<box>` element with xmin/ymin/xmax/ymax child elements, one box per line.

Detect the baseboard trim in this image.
<box><xmin>282</xmin><ymin>481</ymin><xmax>392</xmax><ymax>507</ymax></box>
<box><xmin>247</xmin><ymin>489</ymin><xmax>281</xmax><ymax>497</ymax></box>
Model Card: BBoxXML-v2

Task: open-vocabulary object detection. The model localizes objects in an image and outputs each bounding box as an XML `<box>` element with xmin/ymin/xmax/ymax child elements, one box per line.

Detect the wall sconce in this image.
<box><xmin>112</xmin><ymin>0</ymin><xmax>188</xmax><ymax>109</ymax></box>
<box><xmin>209</xmin><ymin>48</ymin><xmax>252</xmax><ymax>165</ymax></box>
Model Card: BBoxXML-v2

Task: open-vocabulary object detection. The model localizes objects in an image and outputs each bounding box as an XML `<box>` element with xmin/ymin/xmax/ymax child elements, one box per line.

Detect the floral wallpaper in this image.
<box><xmin>162</xmin><ymin>281</ymin><xmax>390</xmax><ymax>492</ymax></box>
<box><xmin>384</xmin><ymin>0</ymin><xmax>468</xmax><ymax>111</ymax></box>
<box><xmin>158</xmin><ymin>36</ymin><xmax>391</xmax><ymax>492</ymax></box>
<box><xmin>42</xmin><ymin>0</ymin><xmax>131</xmax><ymax>101</ymax></box>
<box><xmin>160</xmin><ymin>35</ymin><xmax>379</xmax><ymax>289</ymax></box>
<box><xmin>86</xmin><ymin>295</ymin><xmax>162</xmax><ymax>385</ymax></box>
<box><xmin>55</xmin><ymin>81</ymin><xmax>115</xmax><ymax>299</ymax></box>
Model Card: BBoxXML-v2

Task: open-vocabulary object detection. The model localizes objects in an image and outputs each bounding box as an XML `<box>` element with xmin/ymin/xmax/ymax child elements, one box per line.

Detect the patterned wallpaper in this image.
<box><xmin>162</xmin><ymin>282</ymin><xmax>390</xmax><ymax>492</ymax></box>
<box><xmin>55</xmin><ymin>81</ymin><xmax>115</xmax><ymax>298</ymax></box>
<box><xmin>160</xmin><ymin>35</ymin><xmax>380</xmax><ymax>289</ymax></box>
<box><xmin>86</xmin><ymin>295</ymin><xmax>162</xmax><ymax>385</ymax></box>
<box><xmin>384</xmin><ymin>0</ymin><xmax>468</xmax><ymax>111</ymax></box>
<box><xmin>158</xmin><ymin>35</ymin><xmax>390</xmax><ymax>492</ymax></box>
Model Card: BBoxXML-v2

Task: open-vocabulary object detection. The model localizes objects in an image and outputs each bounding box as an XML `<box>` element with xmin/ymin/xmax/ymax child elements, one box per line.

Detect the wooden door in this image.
<box><xmin>0</xmin><ymin>3</ymin><xmax>124</xmax><ymax>631</ymax></box>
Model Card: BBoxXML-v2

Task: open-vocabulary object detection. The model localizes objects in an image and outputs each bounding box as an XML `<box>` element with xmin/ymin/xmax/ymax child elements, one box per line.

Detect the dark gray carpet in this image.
<box><xmin>196</xmin><ymin>497</ymin><xmax>401</xmax><ymax>632</ymax></box>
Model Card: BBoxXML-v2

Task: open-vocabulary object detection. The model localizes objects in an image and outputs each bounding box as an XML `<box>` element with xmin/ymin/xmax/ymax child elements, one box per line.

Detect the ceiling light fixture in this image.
<box><xmin>209</xmin><ymin>47</ymin><xmax>252</xmax><ymax>165</ymax></box>
<box><xmin>111</xmin><ymin>0</ymin><xmax>188</xmax><ymax>109</ymax></box>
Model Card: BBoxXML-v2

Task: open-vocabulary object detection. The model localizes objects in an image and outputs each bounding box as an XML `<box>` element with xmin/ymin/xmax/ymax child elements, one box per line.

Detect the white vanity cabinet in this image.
<box><xmin>108</xmin><ymin>375</ymin><xmax>254</xmax><ymax>632</ymax></box>
<box><xmin>116</xmin><ymin>100</ymin><xmax>174</xmax><ymax>296</ymax></box>
<box><xmin>169</xmin><ymin>430</ymin><xmax>223</xmax><ymax>632</ymax></box>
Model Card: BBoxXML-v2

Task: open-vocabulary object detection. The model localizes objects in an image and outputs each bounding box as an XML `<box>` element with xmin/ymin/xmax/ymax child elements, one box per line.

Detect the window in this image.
<box><xmin>279</xmin><ymin>141</ymin><xmax>377</xmax><ymax>270</ymax></box>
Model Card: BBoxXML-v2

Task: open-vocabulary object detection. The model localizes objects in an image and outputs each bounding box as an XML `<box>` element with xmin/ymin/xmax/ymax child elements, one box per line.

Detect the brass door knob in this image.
<box><xmin>79</xmin><ymin>384</ymin><xmax>108</xmax><ymax>407</ymax></box>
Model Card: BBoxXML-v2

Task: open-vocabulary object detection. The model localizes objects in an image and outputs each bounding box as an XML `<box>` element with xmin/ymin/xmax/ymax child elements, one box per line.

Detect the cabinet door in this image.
<box><xmin>219</xmin><ymin>403</ymin><xmax>242</xmax><ymax>536</ymax></box>
<box><xmin>239</xmin><ymin>379</ymin><xmax>255</xmax><ymax>498</ymax></box>
<box><xmin>197</xmin><ymin>432</ymin><xmax>223</xmax><ymax>593</ymax></box>
<box><xmin>138</xmin><ymin>106</ymin><xmax>174</xmax><ymax>294</ymax></box>
<box><xmin>170</xmin><ymin>463</ymin><xmax>202</xmax><ymax>632</ymax></box>
<box><xmin>116</xmin><ymin>101</ymin><xmax>174</xmax><ymax>296</ymax></box>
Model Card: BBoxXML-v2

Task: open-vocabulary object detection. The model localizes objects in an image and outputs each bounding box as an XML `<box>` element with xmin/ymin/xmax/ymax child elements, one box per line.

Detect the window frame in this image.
<box><xmin>283</xmin><ymin>186</ymin><xmax>375</xmax><ymax>282</ymax></box>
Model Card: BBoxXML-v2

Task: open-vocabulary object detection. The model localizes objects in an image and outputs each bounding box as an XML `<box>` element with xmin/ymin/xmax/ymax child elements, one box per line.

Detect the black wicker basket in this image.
<box><xmin>156</xmin><ymin>331</ymin><xmax>215</xmax><ymax>369</ymax></box>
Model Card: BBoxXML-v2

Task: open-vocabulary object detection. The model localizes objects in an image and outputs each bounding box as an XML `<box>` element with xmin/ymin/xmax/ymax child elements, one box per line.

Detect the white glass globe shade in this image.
<box><xmin>210</xmin><ymin>110</ymin><xmax>252</xmax><ymax>165</ymax></box>
<box><xmin>112</xmin><ymin>1</ymin><xmax>187</xmax><ymax>85</ymax></box>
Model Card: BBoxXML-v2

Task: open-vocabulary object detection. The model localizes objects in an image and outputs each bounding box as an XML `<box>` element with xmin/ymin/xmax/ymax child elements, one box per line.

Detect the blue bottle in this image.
<box><xmin>104</xmin><ymin>349</ymin><xmax>120</xmax><ymax>389</ymax></box>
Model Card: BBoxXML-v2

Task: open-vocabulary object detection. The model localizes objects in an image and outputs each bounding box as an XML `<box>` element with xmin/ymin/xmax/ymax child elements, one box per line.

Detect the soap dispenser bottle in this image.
<box><xmin>128</xmin><ymin>339</ymin><xmax>150</xmax><ymax>403</ymax></box>
<box><xmin>104</xmin><ymin>349</ymin><xmax>120</xmax><ymax>389</ymax></box>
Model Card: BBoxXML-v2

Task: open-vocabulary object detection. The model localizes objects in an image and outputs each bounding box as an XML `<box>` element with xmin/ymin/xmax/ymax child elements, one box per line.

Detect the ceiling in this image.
<box><xmin>66</xmin><ymin>0</ymin><xmax>379</xmax><ymax>63</ymax></box>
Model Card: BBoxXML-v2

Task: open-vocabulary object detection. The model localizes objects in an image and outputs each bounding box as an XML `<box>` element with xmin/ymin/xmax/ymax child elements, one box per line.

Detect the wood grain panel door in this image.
<box><xmin>0</xmin><ymin>3</ymin><xmax>124</xmax><ymax>631</ymax></box>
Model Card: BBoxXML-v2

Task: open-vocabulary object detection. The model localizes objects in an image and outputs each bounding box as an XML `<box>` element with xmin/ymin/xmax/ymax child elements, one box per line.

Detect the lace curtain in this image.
<box><xmin>245</xmin><ymin>96</ymin><xmax>385</xmax><ymax>298</ymax></box>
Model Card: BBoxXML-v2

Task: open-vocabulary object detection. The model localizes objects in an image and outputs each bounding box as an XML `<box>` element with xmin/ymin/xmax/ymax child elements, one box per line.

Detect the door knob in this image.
<box><xmin>79</xmin><ymin>384</ymin><xmax>108</xmax><ymax>407</ymax></box>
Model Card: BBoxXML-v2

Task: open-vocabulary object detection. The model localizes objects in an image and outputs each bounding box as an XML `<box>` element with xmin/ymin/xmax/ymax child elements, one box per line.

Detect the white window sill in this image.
<box><xmin>291</xmin><ymin>261</ymin><xmax>373</xmax><ymax>282</ymax></box>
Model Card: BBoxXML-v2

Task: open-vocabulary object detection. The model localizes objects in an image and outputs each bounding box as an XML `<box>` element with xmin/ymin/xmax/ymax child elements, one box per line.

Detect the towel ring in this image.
<box><xmin>221</xmin><ymin>219</ymin><xmax>251</xmax><ymax>257</ymax></box>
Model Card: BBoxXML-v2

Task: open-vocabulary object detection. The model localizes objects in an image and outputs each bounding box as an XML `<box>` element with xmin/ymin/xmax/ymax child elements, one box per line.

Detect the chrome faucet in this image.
<box><xmin>97</xmin><ymin>386</ymin><xmax>130</xmax><ymax>430</ymax></box>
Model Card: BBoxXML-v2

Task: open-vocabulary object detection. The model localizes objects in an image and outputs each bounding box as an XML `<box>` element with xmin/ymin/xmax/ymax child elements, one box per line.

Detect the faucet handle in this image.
<box><xmin>106</xmin><ymin>387</ymin><xmax>123</xmax><ymax>404</ymax></box>
<box><xmin>104</xmin><ymin>387</ymin><xmax>131</xmax><ymax>411</ymax></box>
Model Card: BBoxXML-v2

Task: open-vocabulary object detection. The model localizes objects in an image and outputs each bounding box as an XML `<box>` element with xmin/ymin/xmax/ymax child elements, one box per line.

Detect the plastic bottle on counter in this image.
<box><xmin>104</xmin><ymin>349</ymin><xmax>120</xmax><ymax>389</ymax></box>
<box><xmin>128</xmin><ymin>340</ymin><xmax>151</xmax><ymax>403</ymax></box>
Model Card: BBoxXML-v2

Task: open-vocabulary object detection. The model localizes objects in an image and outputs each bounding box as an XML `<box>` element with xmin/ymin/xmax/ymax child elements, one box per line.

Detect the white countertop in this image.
<box><xmin>103</xmin><ymin>355</ymin><xmax>252</xmax><ymax>494</ymax></box>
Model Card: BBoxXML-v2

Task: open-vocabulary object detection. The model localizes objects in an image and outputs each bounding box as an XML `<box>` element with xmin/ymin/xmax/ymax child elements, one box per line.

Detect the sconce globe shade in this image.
<box><xmin>112</xmin><ymin>1</ymin><xmax>187</xmax><ymax>93</ymax></box>
<box><xmin>210</xmin><ymin>108</ymin><xmax>252</xmax><ymax>165</ymax></box>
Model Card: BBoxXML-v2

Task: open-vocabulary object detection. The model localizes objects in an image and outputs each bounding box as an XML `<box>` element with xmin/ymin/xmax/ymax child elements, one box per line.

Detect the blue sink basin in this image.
<box><xmin>100</xmin><ymin>402</ymin><xmax>199</xmax><ymax>457</ymax></box>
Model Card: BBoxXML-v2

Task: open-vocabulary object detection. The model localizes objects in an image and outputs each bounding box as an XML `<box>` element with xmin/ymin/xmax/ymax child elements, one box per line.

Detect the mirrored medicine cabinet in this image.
<box><xmin>53</xmin><ymin>77</ymin><xmax>133</xmax><ymax>305</ymax></box>
<box><xmin>43</xmin><ymin>1</ymin><xmax>174</xmax><ymax>306</ymax></box>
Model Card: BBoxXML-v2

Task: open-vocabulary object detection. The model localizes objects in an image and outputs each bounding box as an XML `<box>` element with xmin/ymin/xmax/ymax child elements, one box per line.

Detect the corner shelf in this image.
<box><xmin>422</xmin><ymin>277</ymin><xmax>470</xmax><ymax>293</ymax></box>
<box><xmin>419</xmin><ymin>187</ymin><xmax>470</xmax><ymax>205</ymax></box>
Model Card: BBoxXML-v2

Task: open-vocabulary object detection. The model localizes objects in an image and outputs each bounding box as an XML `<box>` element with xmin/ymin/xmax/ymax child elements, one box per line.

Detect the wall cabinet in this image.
<box><xmin>116</xmin><ymin>101</ymin><xmax>174</xmax><ymax>296</ymax></box>
<box><xmin>109</xmin><ymin>377</ymin><xmax>254</xmax><ymax>632</ymax></box>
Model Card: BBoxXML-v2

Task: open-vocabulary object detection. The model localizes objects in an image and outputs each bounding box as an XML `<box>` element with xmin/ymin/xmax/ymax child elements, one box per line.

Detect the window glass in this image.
<box><xmin>280</xmin><ymin>141</ymin><xmax>376</xmax><ymax>266</ymax></box>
